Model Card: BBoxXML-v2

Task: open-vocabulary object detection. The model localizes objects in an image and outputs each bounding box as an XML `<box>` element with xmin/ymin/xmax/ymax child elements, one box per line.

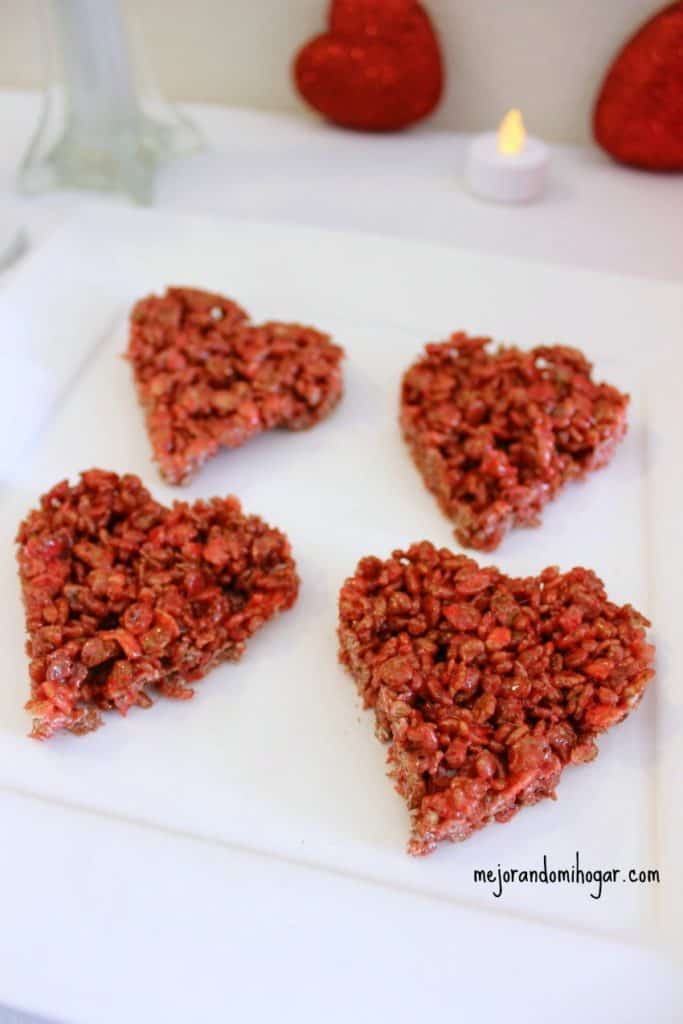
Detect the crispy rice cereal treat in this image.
<box><xmin>401</xmin><ymin>334</ymin><xmax>629</xmax><ymax>550</ymax></box>
<box><xmin>339</xmin><ymin>542</ymin><xmax>654</xmax><ymax>855</ymax></box>
<box><xmin>128</xmin><ymin>287</ymin><xmax>344</xmax><ymax>484</ymax></box>
<box><xmin>17</xmin><ymin>469</ymin><xmax>299</xmax><ymax>739</ymax></box>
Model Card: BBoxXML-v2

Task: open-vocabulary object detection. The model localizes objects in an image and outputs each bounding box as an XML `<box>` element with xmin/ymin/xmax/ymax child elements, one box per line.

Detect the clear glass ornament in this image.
<box><xmin>19</xmin><ymin>0</ymin><xmax>202</xmax><ymax>204</ymax></box>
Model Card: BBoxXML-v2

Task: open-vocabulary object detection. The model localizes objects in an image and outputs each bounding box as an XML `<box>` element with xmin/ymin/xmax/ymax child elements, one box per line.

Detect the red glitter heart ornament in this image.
<box><xmin>294</xmin><ymin>0</ymin><xmax>444</xmax><ymax>131</ymax></box>
<box><xmin>593</xmin><ymin>2</ymin><xmax>683</xmax><ymax>170</ymax></box>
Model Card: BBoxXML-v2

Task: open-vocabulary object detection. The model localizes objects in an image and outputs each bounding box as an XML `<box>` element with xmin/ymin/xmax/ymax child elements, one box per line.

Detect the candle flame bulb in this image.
<box><xmin>497</xmin><ymin>108</ymin><xmax>526</xmax><ymax>156</ymax></box>
<box><xmin>465</xmin><ymin>107</ymin><xmax>548</xmax><ymax>202</ymax></box>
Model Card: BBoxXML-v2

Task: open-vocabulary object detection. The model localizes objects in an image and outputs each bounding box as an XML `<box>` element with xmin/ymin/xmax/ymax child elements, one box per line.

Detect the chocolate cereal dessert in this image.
<box><xmin>16</xmin><ymin>469</ymin><xmax>299</xmax><ymax>739</ymax></box>
<box><xmin>401</xmin><ymin>334</ymin><xmax>629</xmax><ymax>550</ymax></box>
<box><xmin>127</xmin><ymin>287</ymin><xmax>344</xmax><ymax>484</ymax></box>
<box><xmin>338</xmin><ymin>541</ymin><xmax>654</xmax><ymax>855</ymax></box>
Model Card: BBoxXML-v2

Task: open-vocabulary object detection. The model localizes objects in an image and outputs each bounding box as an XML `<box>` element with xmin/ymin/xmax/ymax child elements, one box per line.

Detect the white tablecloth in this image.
<box><xmin>1</xmin><ymin>91</ymin><xmax>682</xmax><ymax>286</ymax></box>
<box><xmin>0</xmin><ymin>91</ymin><xmax>681</xmax><ymax>1024</ymax></box>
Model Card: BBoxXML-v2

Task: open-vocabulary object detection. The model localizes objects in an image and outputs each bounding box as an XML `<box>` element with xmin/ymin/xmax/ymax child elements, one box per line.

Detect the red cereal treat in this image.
<box><xmin>16</xmin><ymin>469</ymin><xmax>299</xmax><ymax>740</ymax></box>
<box><xmin>338</xmin><ymin>542</ymin><xmax>654</xmax><ymax>855</ymax></box>
<box><xmin>401</xmin><ymin>334</ymin><xmax>629</xmax><ymax>551</ymax></box>
<box><xmin>127</xmin><ymin>287</ymin><xmax>344</xmax><ymax>485</ymax></box>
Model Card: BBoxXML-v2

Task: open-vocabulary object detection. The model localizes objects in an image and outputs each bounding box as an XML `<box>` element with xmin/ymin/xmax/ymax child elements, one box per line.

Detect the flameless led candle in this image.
<box><xmin>465</xmin><ymin>109</ymin><xmax>549</xmax><ymax>203</ymax></box>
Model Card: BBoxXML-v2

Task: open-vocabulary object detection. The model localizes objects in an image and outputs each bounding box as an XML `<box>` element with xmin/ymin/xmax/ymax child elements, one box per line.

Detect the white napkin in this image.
<box><xmin>0</xmin><ymin>308</ymin><xmax>52</xmax><ymax>482</ymax></box>
<box><xmin>0</xmin><ymin>214</ymin><xmax>26</xmax><ymax>271</ymax></box>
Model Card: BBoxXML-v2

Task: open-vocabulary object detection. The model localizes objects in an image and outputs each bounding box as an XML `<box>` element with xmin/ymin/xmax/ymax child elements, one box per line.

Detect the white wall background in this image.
<box><xmin>0</xmin><ymin>0</ymin><xmax>662</xmax><ymax>143</ymax></box>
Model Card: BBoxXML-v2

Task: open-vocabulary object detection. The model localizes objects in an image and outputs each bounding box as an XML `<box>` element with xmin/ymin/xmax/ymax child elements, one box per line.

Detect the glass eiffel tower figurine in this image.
<box><xmin>19</xmin><ymin>0</ymin><xmax>202</xmax><ymax>204</ymax></box>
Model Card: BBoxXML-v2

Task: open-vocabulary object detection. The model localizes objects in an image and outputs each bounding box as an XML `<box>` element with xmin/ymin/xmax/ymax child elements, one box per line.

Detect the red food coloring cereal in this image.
<box><xmin>16</xmin><ymin>469</ymin><xmax>299</xmax><ymax>740</ymax></box>
<box><xmin>127</xmin><ymin>287</ymin><xmax>345</xmax><ymax>485</ymax></box>
<box><xmin>338</xmin><ymin>541</ymin><xmax>654</xmax><ymax>855</ymax></box>
<box><xmin>400</xmin><ymin>334</ymin><xmax>629</xmax><ymax>551</ymax></box>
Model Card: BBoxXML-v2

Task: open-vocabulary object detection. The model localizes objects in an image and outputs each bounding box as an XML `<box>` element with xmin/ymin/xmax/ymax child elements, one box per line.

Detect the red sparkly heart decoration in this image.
<box><xmin>293</xmin><ymin>0</ymin><xmax>444</xmax><ymax>132</ymax></box>
<box><xmin>593</xmin><ymin>2</ymin><xmax>683</xmax><ymax>170</ymax></box>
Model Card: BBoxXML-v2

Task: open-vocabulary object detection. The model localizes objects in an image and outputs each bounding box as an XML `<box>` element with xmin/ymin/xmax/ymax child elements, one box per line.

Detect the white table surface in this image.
<box><xmin>0</xmin><ymin>91</ymin><xmax>681</xmax><ymax>1024</ymax></box>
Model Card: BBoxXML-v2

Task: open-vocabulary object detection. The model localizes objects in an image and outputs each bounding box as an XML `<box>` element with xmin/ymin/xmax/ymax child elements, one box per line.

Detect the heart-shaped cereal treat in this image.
<box><xmin>339</xmin><ymin>542</ymin><xmax>654</xmax><ymax>855</ymax></box>
<box><xmin>401</xmin><ymin>334</ymin><xmax>629</xmax><ymax>551</ymax></box>
<box><xmin>16</xmin><ymin>469</ymin><xmax>299</xmax><ymax>740</ymax></box>
<box><xmin>127</xmin><ymin>287</ymin><xmax>344</xmax><ymax>485</ymax></box>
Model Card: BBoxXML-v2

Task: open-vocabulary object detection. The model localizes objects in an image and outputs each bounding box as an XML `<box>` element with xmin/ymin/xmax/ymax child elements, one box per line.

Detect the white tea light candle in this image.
<box><xmin>465</xmin><ymin>109</ymin><xmax>549</xmax><ymax>203</ymax></box>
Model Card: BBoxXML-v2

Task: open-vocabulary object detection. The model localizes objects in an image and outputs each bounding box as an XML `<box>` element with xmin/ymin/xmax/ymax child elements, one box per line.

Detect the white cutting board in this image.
<box><xmin>0</xmin><ymin>207</ymin><xmax>680</xmax><ymax>963</ymax></box>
